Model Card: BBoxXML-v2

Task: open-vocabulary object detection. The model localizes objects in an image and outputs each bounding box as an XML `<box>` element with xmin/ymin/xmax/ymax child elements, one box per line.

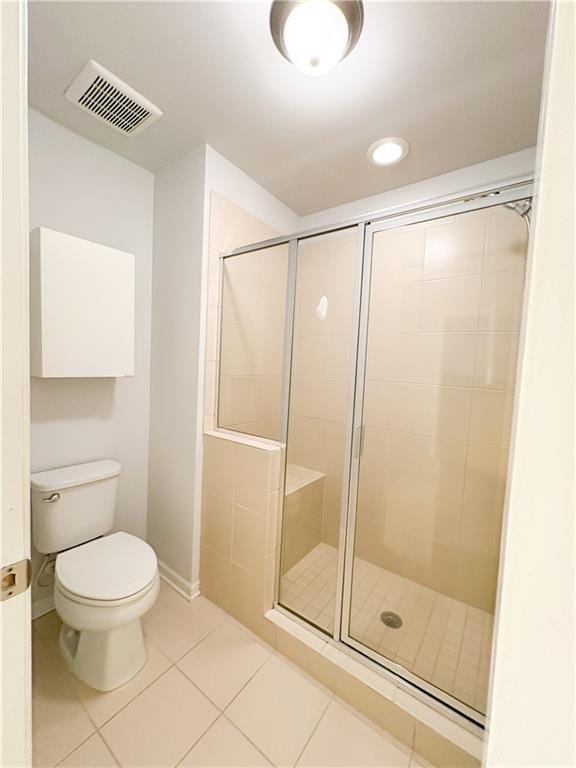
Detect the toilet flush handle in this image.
<box><xmin>41</xmin><ymin>492</ymin><xmax>60</xmax><ymax>503</ymax></box>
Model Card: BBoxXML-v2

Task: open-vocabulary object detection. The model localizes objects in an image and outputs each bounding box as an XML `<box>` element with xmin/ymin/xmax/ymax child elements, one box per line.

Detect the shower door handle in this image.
<box><xmin>354</xmin><ymin>425</ymin><xmax>365</xmax><ymax>459</ymax></box>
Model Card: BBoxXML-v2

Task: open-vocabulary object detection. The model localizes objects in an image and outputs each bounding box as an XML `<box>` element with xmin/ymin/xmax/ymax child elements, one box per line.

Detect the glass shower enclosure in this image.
<box><xmin>217</xmin><ymin>182</ymin><xmax>531</xmax><ymax>726</ymax></box>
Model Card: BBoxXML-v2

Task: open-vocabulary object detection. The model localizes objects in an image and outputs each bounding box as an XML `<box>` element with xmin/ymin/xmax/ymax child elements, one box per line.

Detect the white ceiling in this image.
<box><xmin>28</xmin><ymin>1</ymin><xmax>549</xmax><ymax>215</ymax></box>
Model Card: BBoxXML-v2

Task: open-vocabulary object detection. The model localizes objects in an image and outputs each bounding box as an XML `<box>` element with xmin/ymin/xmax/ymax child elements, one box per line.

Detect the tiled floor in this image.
<box><xmin>281</xmin><ymin>543</ymin><xmax>492</xmax><ymax>714</ymax></box>
<box><xmin>32</xmin><ymin>580</ymin><xmax>432</xmax><ymax>767</ymax></box>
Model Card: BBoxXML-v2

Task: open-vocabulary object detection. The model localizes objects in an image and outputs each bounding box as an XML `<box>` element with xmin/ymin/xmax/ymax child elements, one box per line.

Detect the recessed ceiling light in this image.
<box><xmin>270</xmin><ymin>0</ymin><xmax>364</xmax><ymax>77</ymax></box>
<box><xmin>368</xmin><ymin>137</ymin><xmax>410</xmax><ymax>166</ymax></box>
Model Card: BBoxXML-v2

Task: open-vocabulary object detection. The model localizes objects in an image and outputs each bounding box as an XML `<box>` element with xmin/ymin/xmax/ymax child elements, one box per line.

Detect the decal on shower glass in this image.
<box><xmin>316</xmin><ymin>295</ymin><xmax>328</xmax><ymax>320</ymax></box>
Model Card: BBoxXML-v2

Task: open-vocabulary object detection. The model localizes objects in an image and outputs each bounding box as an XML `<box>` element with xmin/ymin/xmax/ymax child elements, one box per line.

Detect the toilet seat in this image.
<box><xmin>56</xmin><ymin>531</ymin><xmax>157</xmax><ymax>604</ymax></box>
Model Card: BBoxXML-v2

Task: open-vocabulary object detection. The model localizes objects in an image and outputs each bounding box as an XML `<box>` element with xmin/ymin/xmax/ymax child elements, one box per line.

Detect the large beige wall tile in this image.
<box><xmin>464</xmin><ymin>443</ymin><xmax>509</xmax><ymax>500</ymax></box>
<box><xmin>232</xmin><ymin>503</ymin><xmax>267</xmax><ymax>573</ymax></box>
<box><xmin>202</xmin><ymin>493</ymin><xmax>234</xmax><ymax>558</ymax></box>
<box><xmin>368</xmin><ymin>284</ymin><xmax>421</xmax><ymax>332</ymax></box>
<box><xmin>478</xmin><ymin>270</ymin><xmax>525</xmax><ymax>331</ymax></box>
<box><xmin>420</xmin><ymin>276</ymin><xmax>482</xmax><ymax>332</ymax></box>
<box><xmin>366</xmin><ymin>332</ymin><xmax>477</xmax><ymax>387</ymax></box>
<box><xmin>234</xmin><ymin>445</ymin><xmax>271</xmax><ymax>514</ymax></box>
<box><xmin>459</xmin><ymin>495</ymin><xmax>503</xmax><ymax>556</ymax></box>
<box><xmin>362</xmin><ymin>428</ymin><xmax>467</xmax><ymax>495</ymax></box>
<box><xmin>372</xmin><ymin>227</ymin><xmax>426</xmax><ymax>287</ymax></box>
<box><xmin>423</xmin><ymin>212</ymin><xmax>486</xmax><ymax>280</ymax></box>
<box><xmin>484</xmin><ymin>206</ymin><xmax>528</xmax><ymax>273</ymax></box>
<box><xmin>364</xmin><ymin>382</ymin><xmax>471</xmax><ymax>440</ymax></box>
<box><xmin>200</xmin><ymin>544</ymin><xmax>232</xmax><ymax>614</ymax></box>
<box><xmin>203</xmin><ymin>435</ymin><xmax>235</xmax><ymax>499</ymax></box>
<box><xmin>474</xmin><ymin>332</ymin><xmax>520</xmax><ymax>390</ymax></box>
<box><xmin>469</xmin><ymin>389</ymin><xmax>514</xmax><ymax>445</ymax></box>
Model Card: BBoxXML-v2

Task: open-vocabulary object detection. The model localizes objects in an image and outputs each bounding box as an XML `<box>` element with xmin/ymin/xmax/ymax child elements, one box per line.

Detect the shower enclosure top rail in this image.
<box><xmin>220</xmin><ymin>176</ymin><xmax>533</xmax><ymax>259</ymax></box>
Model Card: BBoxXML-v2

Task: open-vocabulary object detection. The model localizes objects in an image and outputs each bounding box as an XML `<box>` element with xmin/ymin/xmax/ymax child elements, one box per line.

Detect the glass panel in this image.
<box><xmin>349</xmin><ymin>204</ymin><xmax>528</xmax><ymax>715</ymax></box>
<box><xmin>279</xmin><ymin>228</ymin><xmax>358</xmax><ymax>633</ymax></box>
<box><xmin>218</xmin><ymin>244</ymin><xmax>289</xmax><ymax>440</ymax></box>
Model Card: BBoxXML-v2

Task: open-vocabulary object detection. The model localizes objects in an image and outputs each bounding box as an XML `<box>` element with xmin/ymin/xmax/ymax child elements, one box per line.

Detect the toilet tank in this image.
<box><xmin>31</xmin><ymin>460</ymin><xmax>121</xmax><ymax>554</ymax></box>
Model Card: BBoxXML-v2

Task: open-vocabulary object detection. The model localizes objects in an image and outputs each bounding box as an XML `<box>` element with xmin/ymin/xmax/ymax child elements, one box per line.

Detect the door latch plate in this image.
<box><xmin>1</xmin><ymin>559</ymin><xmax>31</xmax><ymax>601</ymax></box>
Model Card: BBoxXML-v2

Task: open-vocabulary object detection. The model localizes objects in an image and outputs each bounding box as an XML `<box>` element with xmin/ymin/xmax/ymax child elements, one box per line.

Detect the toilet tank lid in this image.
<box><xmin>31</xmin><ymin>460</ymin><xmax>121</xmax><ymax>492</ymax></box>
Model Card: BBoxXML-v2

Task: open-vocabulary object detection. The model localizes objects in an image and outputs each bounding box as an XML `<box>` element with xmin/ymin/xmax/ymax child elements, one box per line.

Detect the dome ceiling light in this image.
<box><xmin>367</xmin><ymin>137</ymin><xmax>410</xmax><ymax>166</ymax></box>
<box><xmin>270</xmin><ymin>0</ymin><xmax>364</xmax><ymax>77</ymax></box>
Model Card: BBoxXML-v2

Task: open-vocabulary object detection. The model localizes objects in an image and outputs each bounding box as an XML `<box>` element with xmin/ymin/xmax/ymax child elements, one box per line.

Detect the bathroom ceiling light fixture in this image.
<box><xmin>270</xmin><ymin>0</ymin><xmax>364</xmax><ymax>77</ymax></box>
<box><xmin>368</xmin><ymin>137</ymin><xmax>410</xmax><ymax>166</ymax></box>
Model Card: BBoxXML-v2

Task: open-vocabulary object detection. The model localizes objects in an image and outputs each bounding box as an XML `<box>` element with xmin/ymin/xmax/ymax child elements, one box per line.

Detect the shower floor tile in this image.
<box><xmin>280</xmin><ymin>543</ymin><xmax>493</xmax><ymax>714</ymax></box>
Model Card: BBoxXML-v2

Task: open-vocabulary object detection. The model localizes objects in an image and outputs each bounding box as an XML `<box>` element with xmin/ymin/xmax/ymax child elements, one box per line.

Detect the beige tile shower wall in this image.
<box><xmin>288</xmin><ymin>229</ymin><xmax>357</xmax><ymax>547</ymax></box>
<box><xmin>200</xmin><ymin>433</ymin><xmax>281</xmax><ymax>645</ymax></box>
<box><xmin>204</xmin><ymin>192</ymin><xmax>280</xmax><ymax>437</ymax></box>
<box><xmin>357</xmin><ymin>206</ymin><xmax>527</xmax><ymax>612</ymax></box>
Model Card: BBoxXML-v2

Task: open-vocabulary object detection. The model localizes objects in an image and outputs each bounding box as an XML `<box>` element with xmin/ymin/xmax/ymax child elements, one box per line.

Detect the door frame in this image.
<box><xmin>0</xmin><ymin>0</ymin><xmax>32</xmax><ymax>765</ymax></box>
<box><xmin>339</xmin><ymin>181</ymin><xmax>534</xmax><ymax>727</ymax></box>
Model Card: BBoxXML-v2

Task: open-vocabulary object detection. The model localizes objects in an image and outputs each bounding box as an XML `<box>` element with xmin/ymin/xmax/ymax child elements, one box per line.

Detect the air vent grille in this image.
<box><xmin>79</xmin><ymin>75</ymin><xmax>151</xmax><ymax>134</ymax></box>
<box><xmin>65</xmin><ymin>60</ymin><xmax>162</xmax><ymax>137</ymax></box>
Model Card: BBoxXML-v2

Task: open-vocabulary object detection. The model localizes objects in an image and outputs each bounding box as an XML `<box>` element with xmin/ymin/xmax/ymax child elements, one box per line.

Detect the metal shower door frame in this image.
<box><xmin>338</xmin><ymin>181</ymin><xmax>534</xmax><ymax>727</ymax></box>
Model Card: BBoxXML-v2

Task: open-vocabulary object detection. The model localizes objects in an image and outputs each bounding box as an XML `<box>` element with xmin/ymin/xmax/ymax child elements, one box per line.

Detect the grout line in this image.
<box><xmin>221</xmin><ymin>712</ymin><xmax>277</xmax><ymax>766</ymax></box>
<box><xmin>292</xmin><ymin>693</ymin><xmax>333</xmax><ymax>767</ymax></box>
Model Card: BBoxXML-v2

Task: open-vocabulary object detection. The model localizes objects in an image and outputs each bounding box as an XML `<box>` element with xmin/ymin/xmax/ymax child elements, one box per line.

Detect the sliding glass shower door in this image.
<box><xmin>343</xmin><ymin>203</ymin><xmax>528</xmax><ymax>717</ymax></box>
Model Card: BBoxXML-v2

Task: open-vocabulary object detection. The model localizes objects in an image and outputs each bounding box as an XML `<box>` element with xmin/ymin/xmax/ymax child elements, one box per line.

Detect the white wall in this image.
<box><xmin>302</xmin><ymin>148</ymin><xmax>536</xmax><ymax>228</ymax></box>
<box><xmin>28</xmin><ymin>109</ymin><xmax>154</xmax><ymax>609</ymax></box>
<box><xmin>486</xmin><ymin>3</ymin><xmax>575</xmax><ymax>765</ymax></box>
<box><xmin>147</xmin><ymin>144</ymin><xmax>207</xmax><ymax>593</ymax></box>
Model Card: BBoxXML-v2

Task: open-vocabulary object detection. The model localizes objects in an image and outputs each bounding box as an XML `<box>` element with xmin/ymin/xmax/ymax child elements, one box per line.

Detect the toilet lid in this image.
<box><xmin>56</xmin><ymin>532</ymin><xmax>157</xmax><ymax>602</ymax></box>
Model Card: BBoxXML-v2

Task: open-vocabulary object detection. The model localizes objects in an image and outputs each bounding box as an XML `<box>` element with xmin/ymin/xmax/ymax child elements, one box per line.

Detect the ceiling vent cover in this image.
<box><xmin>64</xmin><ymin>60</ymin><xmax>162</xmax><ymax>137</ymax></box>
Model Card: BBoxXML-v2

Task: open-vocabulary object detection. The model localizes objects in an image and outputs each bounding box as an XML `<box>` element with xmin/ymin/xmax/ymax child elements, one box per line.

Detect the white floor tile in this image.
<box><xmin>297</xmin><ymin>700</ymin><xmax>410</xmax><ymax>767</ymax></box>
<box><xmin>72</xmin><ymin>638</ymin><xmax>171</xmax><ymax>727</ymax></box>
<box><xmin>33</xmin><ymin>677</ymin><xmax>95</xmax><ymax>768</ymax></box>
<box><xmin>179</xmin><ymin>716</ymin><xmax>271</xmax><ymax>767</ymax></box>
<box><xmin>226</xmin><ymin>655</ymin><xmax>331</xmax><ymax>767</ymax></box>
<box><xmin>177</xmin><ymin>621</ymin><xmax>273</xmax><ymax>708</ymax></box>
<box><xmin>143</xmin><ymin>584</ymin><xmax>227</xmax><ymax>661</ymax></box>
<box><xmin>57</xmin><ymin>733</ymin><xmax>118</xmax><ymax>767</ymax></box>
<box><xmin>100</xmin><ymin>667</ymin><xmax>218</xmax><ymax>767</ymax></box>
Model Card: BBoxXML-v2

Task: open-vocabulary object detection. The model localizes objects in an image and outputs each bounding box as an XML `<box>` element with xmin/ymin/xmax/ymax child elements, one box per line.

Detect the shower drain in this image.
<box><xmin>380</xmin><ymin>611</ymin><xmax>403</xmax><ymax>629</ymax></box>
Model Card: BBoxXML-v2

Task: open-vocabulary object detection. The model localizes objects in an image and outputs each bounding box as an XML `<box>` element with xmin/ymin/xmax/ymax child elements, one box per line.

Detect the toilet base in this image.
<box><xmin>59</xmin><ymin>618</ymin><xmax>147</xmax><ymax>691</ymax></box>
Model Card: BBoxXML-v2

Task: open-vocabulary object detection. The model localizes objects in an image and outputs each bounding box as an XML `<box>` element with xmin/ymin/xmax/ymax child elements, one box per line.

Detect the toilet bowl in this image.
<box><xmin>54</xmin><ymin>531</ymin><xmax>159</xmax><ymax>691</ymax></box>
<box><xmin>31</xmin><ymin>459</ymin><xmax>160</xmax><ymax>692</ymax></box>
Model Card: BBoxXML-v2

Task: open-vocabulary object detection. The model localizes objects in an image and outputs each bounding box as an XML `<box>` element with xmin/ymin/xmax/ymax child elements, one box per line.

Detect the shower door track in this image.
<box><xmin>222</xmin><ymin>177</ymin><xmax>534</xmax><ymax>731</ymax></box>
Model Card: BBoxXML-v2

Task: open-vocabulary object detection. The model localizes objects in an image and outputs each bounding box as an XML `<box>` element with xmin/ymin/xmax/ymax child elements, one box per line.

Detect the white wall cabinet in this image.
<box><xmin>30</xmin><ymin>227</ymin><xmax>135</xmax><ymax>377</ymax></box>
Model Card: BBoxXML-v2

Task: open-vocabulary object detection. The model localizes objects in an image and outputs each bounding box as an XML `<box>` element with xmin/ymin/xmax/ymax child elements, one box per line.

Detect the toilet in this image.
<box><xmin>31</xmin><ymin>460</ymin><xmax>159</xmax><ymax>692</ymax></box>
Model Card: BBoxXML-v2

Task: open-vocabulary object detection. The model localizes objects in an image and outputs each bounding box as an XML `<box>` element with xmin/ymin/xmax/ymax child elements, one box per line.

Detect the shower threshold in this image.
<box><xmin>280</xmin><ymin>543</ymin><xmax>493</xmax><ymax>716</ymax></box>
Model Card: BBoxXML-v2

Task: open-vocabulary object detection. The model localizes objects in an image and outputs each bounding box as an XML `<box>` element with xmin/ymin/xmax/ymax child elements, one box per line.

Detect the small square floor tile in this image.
<box><xmin>100</xmin><ymin>667</ymin><xmax>218</xmax><ymax>767</ymax></box>
<box><xmin>179</xmin><ymin>716</ymin><xmax>271</xmax><ymax>767</ymax></box>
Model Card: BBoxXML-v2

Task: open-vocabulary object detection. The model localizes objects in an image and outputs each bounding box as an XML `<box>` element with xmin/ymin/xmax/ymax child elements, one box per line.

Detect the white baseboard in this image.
<box><xmin>32</xmin><ymin>594</ymin><xmax>55</xmax><ymax>620</ymax></box>
<box><xmin>158</xmin><ymin>560</ymin><xmax>199</xmax><ymax>601</ymax></box>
